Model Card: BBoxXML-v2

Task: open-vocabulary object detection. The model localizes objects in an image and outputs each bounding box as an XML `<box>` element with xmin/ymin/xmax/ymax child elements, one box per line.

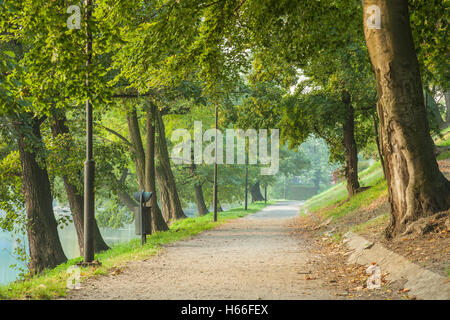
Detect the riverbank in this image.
<box><xmin>0</xmin><ymin>202</ymin><xmax>270</xmax><ymax>300</ymax></box>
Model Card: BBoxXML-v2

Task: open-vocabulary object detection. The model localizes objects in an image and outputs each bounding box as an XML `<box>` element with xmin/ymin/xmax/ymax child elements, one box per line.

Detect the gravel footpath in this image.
<box><xmin>66</xmin><ymin>201</ymin><xmax>337</xmax><ymax>300</ymax></box>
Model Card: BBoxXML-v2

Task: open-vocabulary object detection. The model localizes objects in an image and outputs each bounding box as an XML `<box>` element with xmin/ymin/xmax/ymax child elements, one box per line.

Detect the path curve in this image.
<box><xmin>67</xmin><ymin>201</ymin><xmax>336</xmax><ymax>300</ymax></box>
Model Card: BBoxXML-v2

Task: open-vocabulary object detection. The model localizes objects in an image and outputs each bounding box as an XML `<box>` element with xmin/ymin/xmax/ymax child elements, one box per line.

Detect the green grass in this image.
<box><xmin>320</xmin><ymin>178</ymin><xmax>387</xmax><ymax>220</ymax></box>
<box><xmin>303</xmin><ymin>161</ymin><xmax>385</xmax><ymax>216</ymax></box>
<box><xmin>0</xmin><ymin>201</ymin><xmax>271</xmax><ymax>300</ymax></box>
<box><xmin>436</xmin><ymin>128</ymin><xmax>450</xmax><ymax>148</ymax></box>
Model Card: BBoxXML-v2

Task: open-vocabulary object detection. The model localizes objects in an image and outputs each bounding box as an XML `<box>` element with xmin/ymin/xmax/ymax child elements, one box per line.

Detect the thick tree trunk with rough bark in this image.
<box><xmin>155</xmin><ymin>109</ymin><xmax>186</xmax><ymax>222</ymax></box>
<box><xmin>363</xmin><ymin>0</ymin><xmax>450</xmax><ymax>238</ymax></box>
<box><xmin>14</xmin><ymin>114</ymin><xmax>67</xmax><ymax>273</ymax></box>
<box><xmin>145</xmin><ymin>105</ymin><xmax>169</xmax><ymax>232</ymax></box>
<box><xmin>250</xmin><ymin>181</ymin><xmax>265</xmax><ymax>202</ymax></box>
<box><xmin>51</xmin><ymin>116</ymin><xmax>109</xmax><ymax>254</ymax></box>
<box><xmin>342</xmin><ymin>93</ymin><xmax>361</xmax><ymax>197</ymax></box>
<box><xmin>127</xmin><ymin>107</ymin><xmax>168</xmax><ymax>232</ymax></box>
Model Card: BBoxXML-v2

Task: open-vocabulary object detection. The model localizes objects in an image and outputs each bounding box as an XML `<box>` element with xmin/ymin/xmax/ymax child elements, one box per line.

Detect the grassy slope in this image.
<box><xmin>303</xmin><ymin>126</ymin><xmax>450</xmax><ymax>233</ymax></box>
<box><xmin>303</xmin><ymin>161</ymin><xmax>386</xmax><ymax>218</ymax></box>
<box><xmin>0</xmin><ymin>202</ymin><xmax>271</xmax><ymax>300</ymax></box>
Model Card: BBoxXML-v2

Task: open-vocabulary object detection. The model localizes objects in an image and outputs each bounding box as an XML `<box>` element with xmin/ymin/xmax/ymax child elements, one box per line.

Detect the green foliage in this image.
<box><xmin>296</xmin><ymin>137</ymin><xmax>338</xmax><ymax>190</ymax></box>
<box><xmin>0</xmin><ymin>49</ymin><xmax>19</xmax><ymax>114</ymax></box>
<box><xmin>281</xmin><ymin>39</ymin><xmax>377</xmax><ymax>165</ymax></box>
<box><xmin>304</xmin><ymin>161</ymin><xmax>385</xmax><ymax>214</ymax></box>
<box><xmin>0</xmin><ymin>151</ymin><xmax>24</xmax><ymax>231</ymax></box>
<box><xmin>0</xmin><ymin>0</ymin><xmax>448</xmax><ymax>288</ymax></box>
<box><xmin>410</xmin><ymin>0</ymin><xmax>449</xmax><ymax>89</ymax></box>
<box><xmin>3</xmin><ymin>0</ymin><xmax>117</xmax><ymax>112</ymax></box>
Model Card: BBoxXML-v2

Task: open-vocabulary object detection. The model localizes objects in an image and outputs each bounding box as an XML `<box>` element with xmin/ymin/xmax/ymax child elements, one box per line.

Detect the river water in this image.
<box><xmin>0</xmin><ymin>204</ymin><xmax>239</xmax><ymax>286</ymax></box>
<box><xmin>0</xmin><ymin>220</ymin><xmax>139</xmax><ymax>286</ymax></box>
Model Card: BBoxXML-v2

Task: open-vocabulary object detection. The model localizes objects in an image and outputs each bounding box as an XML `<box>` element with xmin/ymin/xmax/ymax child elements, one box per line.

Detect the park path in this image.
<box><xmin>66</xmin><ymin>201</ymin><xmax>337</xmax><ymax>300</ymax></box>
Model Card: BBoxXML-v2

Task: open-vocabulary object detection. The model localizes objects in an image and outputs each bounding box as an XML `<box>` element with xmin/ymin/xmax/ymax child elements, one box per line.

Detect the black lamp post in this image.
<box><xmin>83</xmin><ymin>0</ymin><xmax>95</xmax><ymax>263</ymax></box>
<box><xmin>213</xmin><ymin>104</ymin><xmax>218</xmax><ymax>222</ymax></box>
<box><xmin>245</xmin><ymin>149</ymin><xmax>248</xmax><ymax>210</ymax></box>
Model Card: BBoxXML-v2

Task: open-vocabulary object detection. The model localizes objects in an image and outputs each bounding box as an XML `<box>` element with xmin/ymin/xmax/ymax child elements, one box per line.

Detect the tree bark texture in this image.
<box><xmin>154</xmin><ymin>109</ymin><xmax>186</xmax><ymax>222</ymax></box>
<box><xmin>14</xmin><ymin>114</ymin><xmax>67</xmax><ymax>273</ymax></box>
<box><xmin>250</xmin><ymin>181</ymin><xmax>265</xmax><ymax>202</ymax></box>
<box><xmin>363</xmin><ymin>0</ymin><xmax>450</xmax><ymax>238</ymax></box>
<box><xmin>145</xmin><ymin>105</ymin><xmax>169</xmax><ymax>232</ymax></box>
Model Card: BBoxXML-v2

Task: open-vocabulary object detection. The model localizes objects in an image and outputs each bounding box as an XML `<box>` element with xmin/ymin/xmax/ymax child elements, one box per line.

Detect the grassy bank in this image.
<box><xmin>303</xmin><ymin>161</ymin><xmax>386</xmax><ymax>217</ymax></box>
<box><xmin>299</xmin><ymin>127</ymin><xmax>449</xmax><ymax>277</ymax></box>
<box><xmin>0</xmin><ymin>201</ymin><xmax>271</xmax><ymax>300</ymax></box>
<box><xmin>304</xmin><ymin>126</ymin><xmax>450</xmax><ymax>226</ymax></box>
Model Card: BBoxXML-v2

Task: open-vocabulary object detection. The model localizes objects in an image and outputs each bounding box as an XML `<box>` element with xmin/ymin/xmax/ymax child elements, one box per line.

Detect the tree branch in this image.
<box><xmin>98</xmin><ymin>124</ymin><xmax>132</xmax><ymax>147</ymax></box>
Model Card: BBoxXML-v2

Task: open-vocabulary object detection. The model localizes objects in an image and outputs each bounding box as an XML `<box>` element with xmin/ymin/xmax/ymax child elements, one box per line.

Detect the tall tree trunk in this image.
<box><xmin>363</xmin><ymin>0</ymin><xmax>450</xmax><ymax>238</ymax></box>
<box><xmin>14</xmin><ymin>114</ymin><xmax>67</xmax><ymax>273</ymax></box>
<box><xmin>342</xmin><ymin>92</ymin><xmax>360</xmax><ymax>197</ymax></box>
<box><xmin>189</xmin><ymin>155</ymin><xmax>209</xmax><ymax>216</ymax></box>
<box><xmin>145</xmin><ymin>105</ymin><xmax>169</xmax><ymax>232</ymax></box>
<box><xmin>250</xmin><ymin>181</ymin><xmax>265</xmax><ymax>202</ymax></box>
<box><xmin>154</xmin><ymin>109</ymin><xmax>186</xmax><ymax>222</ymax></box>
<box><xmin>51</xmin><ymin>116</ymin><xmax>109</xmax><ymax>255</ymax></box>
<box><xmin>194</xmin><ymin>183</ymin><xmax>209</xmax><ymax>215</ymax></box>
<box><xmin>126</xmin><ymin>108</ymin><xmax>146</xmax><ymax>190</ymax></box>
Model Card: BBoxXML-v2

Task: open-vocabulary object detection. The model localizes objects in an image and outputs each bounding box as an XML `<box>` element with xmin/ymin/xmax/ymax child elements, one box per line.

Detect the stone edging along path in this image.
<box><xmin>343</xmin><ymin>231</ymin><xmax>450</xmax><ymax>300</ymax></box>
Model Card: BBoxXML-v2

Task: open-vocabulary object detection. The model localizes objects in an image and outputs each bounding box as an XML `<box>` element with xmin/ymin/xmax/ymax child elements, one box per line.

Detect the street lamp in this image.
<box><xmin>213</xmin><ymin>104</ymin><xmax>218</xmax><ymax>222</ymax></box>
<box><xmin>83</xmin><ymin>0</ymin><xmax>95</xmax><ymax>263</ymax></box>
<box><xmin>245</xmin><ymin>149</ymin><xmax>248</xmax><ymax>210</ymax></box>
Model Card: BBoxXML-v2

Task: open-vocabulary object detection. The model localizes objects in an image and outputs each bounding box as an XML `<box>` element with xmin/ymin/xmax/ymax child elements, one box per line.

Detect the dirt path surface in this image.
<box><xmin>67</xmin><ymin>201</ymin><xmax>337</xmax><ymax>300</ymax></box>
